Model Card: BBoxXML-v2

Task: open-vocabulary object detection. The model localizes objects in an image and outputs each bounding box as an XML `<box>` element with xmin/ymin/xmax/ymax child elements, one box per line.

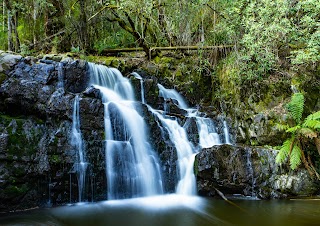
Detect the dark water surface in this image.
<box><xmin>1</xmin><ymin>195</ymin><xmax>319</xmax><ymax>226</ymax></box>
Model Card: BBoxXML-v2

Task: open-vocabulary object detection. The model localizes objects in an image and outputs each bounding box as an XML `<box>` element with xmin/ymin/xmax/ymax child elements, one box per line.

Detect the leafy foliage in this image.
<box><xmin>276</xmin><ymin>92</ymin><xmax>320</xmax><ymax>176</ymax></box>
<box><xmin>287</xmin><ymin>93</ymin><xmax>304</xmax><ymax>124</ymax></box>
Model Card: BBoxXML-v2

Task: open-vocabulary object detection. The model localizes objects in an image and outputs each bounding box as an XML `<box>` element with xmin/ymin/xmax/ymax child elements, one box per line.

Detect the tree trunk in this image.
<box><xmin>79</xmin><ymin>0</ymin><xmax>89</xmax><ymax>51</ymax></box>
<box><xmin>314</xmin><ymin>137</ymin><xmax>320</xmax><ymax>156</ymax></box>
<box><xmin>157</xmin><ymin>1</ymin><xmax>176</xmax><ymax>46</ymax></box>
<box><xmin>13</xmin><ymin>11</ymin><xmax>20</xmax><ymax>52</ymax></box>
<box><xmin>4</xmin><ymin>0</ymin><xmax>19</xmax><ymax>51</ymax></box>
<box><xmin>7</xmin><ymin>10</ymin><xmax>13</xmax><ymax>51</ymax></box>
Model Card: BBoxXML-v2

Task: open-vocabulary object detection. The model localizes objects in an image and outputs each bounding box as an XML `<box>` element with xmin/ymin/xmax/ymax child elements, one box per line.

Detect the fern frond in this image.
<box><xmin>299</xmin><ymin>128</ymin><xmax>317</xmax><ymax>139</ymax></box>
<box><xmin>305</xmin><ymin>111</ymin><xmax>320</xmax><ymax>121</ymax></box>
<box><xmin>303</xmin><ymin>119</ymin><xmax>320</xmax><ymax>131</ymax></box>
<box><xmin>287</xmin><ymin>92</ymin><xmax>304</xmax><ymax>124</ymax></box>
<box><xmin>276</xmin><ymin>123</ymin><xmax>289</xmax><ymax>131</ymax></box>
<box><xmin>276</xmin><ymin>138</ymin><xmax>294</xmax><ymax>164</ymax></box>
<box><xmin>289</xmin><ymin>144</ymin><xmax>302</xmax><ymax>170</ymax></box>
<box><xmin>286</xmin><ymin>125</ymin><xmax>301</xmax><ymax>133</ymax></box>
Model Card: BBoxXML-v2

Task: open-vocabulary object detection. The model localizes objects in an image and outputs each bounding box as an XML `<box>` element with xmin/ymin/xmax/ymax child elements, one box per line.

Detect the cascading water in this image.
<box><xmin>77</xmin><ymin>62</ymin><xmax>233</xmax><ymax>200</ymax></box>
<box><xmin>223</xmin><ymin>120</ymin><xmax>231</xmax><ymax>144</ymax></box>
<box><xmin>153</xmin><ymin>84</ymin><xmax>230</xmax><ymax>195</ymax></box>
<box><xmin>196</xmin><ymin>117</ymin><xmax>221</xmax><ymax>148</ymax></box>
<box><xmin>148</xmin><ymin>107</ymin><xmax>197</xmax><ymax>195</ymax></box>
<box><xmin>88</xmin><ymin>63</ymin><xmax>163</xmax><ymax>199</ymax></box>
<box><xmin>158</xmin><ymin>84</ymin><xmax>189</xmax><ymax>112</ymax></box>
<box><xmin>57</xmin><ymin>62</ymin><xmax>64</xmax><ymax>89</ymax></box>
<box><xmin>71</xmin><ymin>95</ymin><xmax>88</xmax><ymax>202</ymax></box>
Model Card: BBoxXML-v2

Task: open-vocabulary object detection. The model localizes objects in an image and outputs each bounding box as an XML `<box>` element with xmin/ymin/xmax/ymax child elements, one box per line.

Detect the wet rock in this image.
<box><xmin>184</xmin><ymin>117</ymin><xmax>199</xmax><ymax>146</ymax></box>
<box><xmin>64</xmin><ymin>60</ymin><xmax>89</xmax><ymax>93</ymax></box>
<box><xmin>0</xmin><ymin>55</ymin><xmax>106</xmax><ymax>211</ymax></box>
<box><xmin>195</xmin><ymin>144</ymin><xmax>318</xmax><ymax>199</ymax></box>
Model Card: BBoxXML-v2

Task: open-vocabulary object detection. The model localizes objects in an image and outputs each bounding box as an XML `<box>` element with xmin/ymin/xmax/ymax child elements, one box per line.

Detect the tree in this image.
<box><xmin>4</xmin><ymin>0</ymin><xmax>20</xmax><ymax>51</ymax></box>
<box><xmin>276</xmin><ymin>92</ymin><xmax>320</xmax><ymax>179</ymax></box>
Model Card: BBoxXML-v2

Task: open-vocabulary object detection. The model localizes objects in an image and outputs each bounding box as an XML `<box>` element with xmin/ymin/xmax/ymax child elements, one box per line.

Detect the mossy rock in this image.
<box><xmin>3</xmin><ymin>184</ymin><xmax>29</xmax><ymax>198</ymax></box>
<box><xmin>0</xmin><ymin>72</ymin><xmax>6</xmax><ymax>84</ymax></box>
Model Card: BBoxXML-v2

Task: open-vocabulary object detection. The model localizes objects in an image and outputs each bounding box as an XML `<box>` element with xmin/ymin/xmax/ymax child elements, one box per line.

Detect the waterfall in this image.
<box><xmin>148</xmin><ymin>107</ymin><xmax>197</xmax><ymax>195</ymax></box>
<box><xmin>223</xmin><ymin>120</ymin><xmax>231</xmax><ymax>144</ymax></box>
<box><xmin>88</xmin><ymin>63</ymin><xmax>163</xmax><ymax>200</ymax></box>
<box><xmin>196</xmin><ymin>117</ymin><xmax>221</xmax><ymax>148</ymax></box>
<box><xmin>158</xmin><ymin>84</ymin><xmax>188</xmax><ymax>110</ymax></box>
<box><xmin>57</xmin><ymin>62</ymin><xmax>64</xmax><ymax>89</ymax></box>
<box><xmin>81</xmin><ymin>63</ymin><xmax>233</xmax><ymax>200</ymax></box>
<box><xmin>153</xmin><ymin>84</ymin><xmax>232</xmax><ymax>195</ymax></box>
<box><xmin>71</xmin><ymin>95</ymin><xmax>88</xmax><ymax>202</ymax></box>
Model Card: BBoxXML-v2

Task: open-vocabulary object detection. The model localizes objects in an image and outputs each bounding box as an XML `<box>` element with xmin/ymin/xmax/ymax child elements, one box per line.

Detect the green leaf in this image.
<box><xmin>276</xmin><ymin>137</ymin><xmax>294</xmax><ymax>164</ymax></box>
<box><xmin>306</xmin><ymin>111</ymin><xmax>320</xmax><ymax>121</ymax></box>
<box><xmin>303</xmin><ymin>119</ymin><xmax>320</xmax><ymax>130</ymax></box>
<box><xmin>276</xmin><ymin>123</ymin><xmax>289</xmax><ymax>131</ymax></box>
<box><xmin>289</xmin><ymin>144</ymin><xmax>302</xmax><ymax>170</ymax></box>
<box><xmin>286</xmin><ymin>125</ymin><xmax>301</xmax><ymax>133</ymax></box>
<box><xmin>287</xmin><ymin>93</ymin><xmax>304</xmax><ymax>124</ymax></box>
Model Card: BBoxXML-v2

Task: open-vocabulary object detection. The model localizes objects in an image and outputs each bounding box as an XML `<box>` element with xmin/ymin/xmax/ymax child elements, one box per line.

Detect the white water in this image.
<box><xmin>223</xmin><ymin>120</ymin><xmax>231</xmax><ymax>144</ymax></box>
<box><xmin>158</xmin><ymin>84</ymin><xmax>188</xmax><ymax>110</ymax></box>
<box><xmin>88</xmin><ymin>63</ymin><xmax>163</xmax><ymax>199</ymax></box>
<box><xmin>149</xmin><ymin>107</ymin><xmax>197</xmax><ymax>195</ymax></box>
<box><xmin>71</xmin><ymin>95</ymin><xmax>88</xmax><ymax>202</ymax></box>
<box><xmin>154</xmin><ymin>84</ymin><xmax>231</xmax><ymax>196</ymax></box>
<box><xmin>196</xmin><ymin>117</ymin><xmax>221</xmax><ymax>148</ymax></box>
<box><xmin>57</xmin><ymin>62</ymin><xmax>64</xmax><ymax>89</ymax></box>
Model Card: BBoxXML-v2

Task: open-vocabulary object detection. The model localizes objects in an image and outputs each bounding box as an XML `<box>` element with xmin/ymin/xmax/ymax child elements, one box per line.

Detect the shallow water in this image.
<box><xmin>1</xmin><ymin>195</ymin><xmax>320</xmax><ymax>226</ymax></box>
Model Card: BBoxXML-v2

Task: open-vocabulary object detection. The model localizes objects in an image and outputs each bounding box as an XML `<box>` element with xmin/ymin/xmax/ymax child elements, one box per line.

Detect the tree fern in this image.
<box><xmin>276</xmin><ymin>92</ymin><xmax>319</xmax><ymax>178</ymax></box>
<box><xmin>287</xmin><ymin>92</ymin><xmax>304</xmax><ymax>124</ymax></box>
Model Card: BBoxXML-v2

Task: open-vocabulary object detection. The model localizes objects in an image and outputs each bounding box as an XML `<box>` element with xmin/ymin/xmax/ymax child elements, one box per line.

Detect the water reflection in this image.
<box><xmin>1</xmin><ymin>196</ymin><xmax>320</xmax><ymax>226</ymax></box>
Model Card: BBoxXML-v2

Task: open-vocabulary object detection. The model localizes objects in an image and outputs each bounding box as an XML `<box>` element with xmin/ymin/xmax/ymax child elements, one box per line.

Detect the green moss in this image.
<box><xmin>0</xmin><ymin>73</ymin><xmax>6</xmax><ymax>84</ymax></box>
<box><xmin>3</xmin><ymin>184</ymin><xmax>29</xmax><ymax>197</ymax></box>
<box><xmin>193</xmin><ymin>156</ymin><xmax>199</xmax><ymax>176</ymax></box>
<box><xmin>0</xmin><ymin>115</ymin><xmax>42</xmax><ymax>158</ymax></box>
<box><xmin>50</xmin><ymin>154</ymin><xmax>61</xmax><ymax>163</ymax></box>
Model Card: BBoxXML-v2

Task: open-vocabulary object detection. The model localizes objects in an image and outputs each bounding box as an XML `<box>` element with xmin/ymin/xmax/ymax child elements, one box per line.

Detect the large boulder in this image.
<box><xmin>195</xmin><ymin>144</ymin><xmax>319</xmax><ymax>199</ymax></box>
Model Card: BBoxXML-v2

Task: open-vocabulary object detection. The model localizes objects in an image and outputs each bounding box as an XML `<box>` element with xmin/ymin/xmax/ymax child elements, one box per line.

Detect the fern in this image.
<box><xmin>276</xmin><ymin>138</ymin><xmax>293</xmax><ymax>164</ymax></box>
<box><xmin>290</xmin><ymin>144</ymin><xmax>302</xmax><ymax>170</ymax></box>
<box><xmin>286</xmin><ymin>125</ymin><xmax>301</xmax><ymax>133</ymax></box>
<box><xmin>303</xmin><ymin>111</ymin><xmax>320</xmax><ymax>131</ymax></box>
<box><xmin>276</xmin><ymin>92</ymin><xmax>319</xmax><ymax>177</ymax></box>
<box><xmin>303</xmin><ymin>119</ymin><xmax>320</xmax><ymax>130</ymax></box>
<box><xmin>287</xmin><ymin>92</ymin><xmax>304</xmax><ymax>124</ymax></box>
<box><xmin>306</xmin><ymin>111</ymin><xmax>320</xmax><ymax>121</ymax></box>
<box><xmin>276</xmin><ymin>123</ymin><xmax>289</xmax><ymax>131</ymax></box>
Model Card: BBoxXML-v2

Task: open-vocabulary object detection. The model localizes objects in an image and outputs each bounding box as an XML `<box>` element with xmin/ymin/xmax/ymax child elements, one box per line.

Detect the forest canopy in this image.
<box><xmin>0</xmin><ymin>0</ymin><xmax>319</xmax><ymax>79</ymax></box>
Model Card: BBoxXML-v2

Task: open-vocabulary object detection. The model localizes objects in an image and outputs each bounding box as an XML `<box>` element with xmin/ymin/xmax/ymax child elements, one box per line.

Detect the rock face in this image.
<box><xmin>195</xmin><ymin>144</ymin><xmax>318</xmax><ymax>199</ymax></box>
<box><xmin>0</xmin><ymin>53</ymin><xmax>106</xmax><ymax>212</ymax></box>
